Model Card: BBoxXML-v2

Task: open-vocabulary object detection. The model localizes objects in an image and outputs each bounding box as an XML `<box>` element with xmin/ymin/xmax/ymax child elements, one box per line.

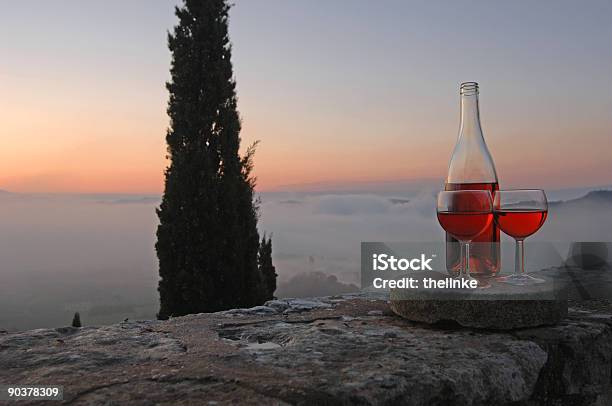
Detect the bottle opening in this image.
<box><xmin>460</xmin><ymin>82</ymin><xmax>479</xmax><ymax>96</ymax></box>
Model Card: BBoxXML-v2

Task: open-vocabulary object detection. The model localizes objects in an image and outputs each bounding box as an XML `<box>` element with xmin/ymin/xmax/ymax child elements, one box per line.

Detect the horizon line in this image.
<box><xmin>1</xmin><ymin>179</ymin><xmax>611</xmax><ymax>196</ymax></box>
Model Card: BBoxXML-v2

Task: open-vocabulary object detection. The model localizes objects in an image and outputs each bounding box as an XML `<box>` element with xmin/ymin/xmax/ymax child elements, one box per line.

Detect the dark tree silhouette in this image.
<box><xmin>258</xmin><ymin>235</ymin><xmax>277</xmax><ymax>301</ymax></box>
<box><xmin>71</xmin><ymin>312</ymin><xmax>81</xmax><ymax>328</ymax></box>
<box><xmin>156</xmin><ymin>0</ymin><xmax>274</xmax><ymax>318</ymax></box>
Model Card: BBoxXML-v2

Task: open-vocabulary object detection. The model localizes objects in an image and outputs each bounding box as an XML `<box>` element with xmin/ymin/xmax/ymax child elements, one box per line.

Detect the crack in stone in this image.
<box><xmin>217</xmin><ymin>315</ymin><xmax>343</xmax><ymax>330</ymax></box>
<box><xmin>66</xmin><ymin>380</ymin><xmax>130</xmax><ymax>404</ymax></box>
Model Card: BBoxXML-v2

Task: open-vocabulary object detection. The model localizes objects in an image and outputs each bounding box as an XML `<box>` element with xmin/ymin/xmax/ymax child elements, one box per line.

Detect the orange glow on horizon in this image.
<box><xmin>2</xmin><ymin>57</ymin><xmax>611</xmax><ymax>195</ymax></box>
<box><xmin>1</xmin><ymin>1</ymin><xmax>612</xmax><ymax>195</ymax></box>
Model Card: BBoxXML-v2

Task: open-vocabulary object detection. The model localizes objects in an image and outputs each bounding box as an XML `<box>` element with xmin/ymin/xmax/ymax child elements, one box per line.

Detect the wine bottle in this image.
<box><xmin>445</xmin><ymin>82</ymin><xmax>500</xmax><ymax>278</ymax></box>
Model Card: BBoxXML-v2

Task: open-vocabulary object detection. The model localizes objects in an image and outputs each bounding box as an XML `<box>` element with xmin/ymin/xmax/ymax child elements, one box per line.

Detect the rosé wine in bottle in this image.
<box><xmin>445</xmin><ymin>82</ymin><xmax>500</xmax><ymax>278</ymax></box>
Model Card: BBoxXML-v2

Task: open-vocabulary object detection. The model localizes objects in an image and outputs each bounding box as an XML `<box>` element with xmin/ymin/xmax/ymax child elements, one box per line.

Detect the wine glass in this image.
<box><xmin>437</xmin><ymin>190</ymin><xmax>493</xmax><ymax>281</ymax></box>
<box><xmin>494</xmin><ymin>189</ymin><xmax>548</xmax><ymax>285</ymax></box>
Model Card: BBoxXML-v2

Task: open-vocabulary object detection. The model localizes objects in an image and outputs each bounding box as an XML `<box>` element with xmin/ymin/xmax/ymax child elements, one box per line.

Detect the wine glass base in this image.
<box><xmin>458</xmin><ymin>273</ymin><xmax>491</xmax><ymax>288</ymax></box>
<box><xmin>496</xmin><ymin>273</ymin><xmax>545</xmax><ymax>286</ymax></box>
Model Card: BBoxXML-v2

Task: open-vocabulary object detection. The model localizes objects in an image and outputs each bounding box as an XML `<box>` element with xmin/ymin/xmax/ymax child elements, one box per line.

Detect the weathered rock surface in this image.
<box><xmin>0</xmin><ymin>294</ymin><xmax>610</xmax><ymax>405</ymax></box>
<box><xmin>390</xmin><ymin>279</ymin><xmax>568</xmax><ymax>329</ymax></box>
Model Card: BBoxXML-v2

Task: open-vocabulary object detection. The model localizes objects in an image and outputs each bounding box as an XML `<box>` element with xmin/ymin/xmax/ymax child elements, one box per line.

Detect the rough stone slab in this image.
<box><xmin>0</xmin><ymin>294</ymin><xmax>610</xmax><ymax>405</ymax></box>
<box><xmin>389</xmin><ymin>298</ymin><xmax>568</xmax><ymax>330</ymax></box>
<box><xmin>389</xmin><ymin>278</ymin><xmax>568</xmax><ymax>330</ymax></box>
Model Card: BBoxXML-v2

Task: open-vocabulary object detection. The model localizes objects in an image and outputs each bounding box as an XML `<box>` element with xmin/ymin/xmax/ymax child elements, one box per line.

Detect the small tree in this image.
<box><xmin>71</xmin><ymin>312</ymin><xmax>81</xmax><ymax>328</ymax></box>
<box><xmin>258</xmin><ymin>235</ymin><xmax>277</xmax><ymax>301</ymax></box>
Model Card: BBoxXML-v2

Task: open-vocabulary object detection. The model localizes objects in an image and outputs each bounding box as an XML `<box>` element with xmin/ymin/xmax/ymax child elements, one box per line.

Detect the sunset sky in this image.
<box><xmin>1</xmin><ymin>0</ymin><xmax>611</xmax><ymax>193</ymax></box>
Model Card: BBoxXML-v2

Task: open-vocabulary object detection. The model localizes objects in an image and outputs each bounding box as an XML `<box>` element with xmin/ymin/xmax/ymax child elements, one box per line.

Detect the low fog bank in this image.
<box><xmin>0</xmin><ymin>185</ymin><xmax>611</xmax><ymax>330</ymax></box>
<box><xmin>276</xmin><ymin>271</ymin><xmax>359</xmax><ymax>298</ymax></box>
<box><xmin>0</xmin><ymin>193</ymin><xmax>160</xmax><ymax>331</ymax></box>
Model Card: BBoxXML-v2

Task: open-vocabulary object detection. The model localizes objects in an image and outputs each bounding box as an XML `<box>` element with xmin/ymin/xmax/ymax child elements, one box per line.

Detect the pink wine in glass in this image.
<box><xmin>494</xmin><ymin>209</ymin><xmax>547</xmax><ymax>239</ymax></box>
<box><xmin>445</xmin><ymin>83</ymin><xmax>500</xmax><ymax>278</ymax></box>
<box><xmin>445</xmin><ymin>182</ymin><xmax>500</xmax><ymax>277</ymax></box>
<box><xmin>437</xmin><ymin>211</ymin><xmax>493</xmax><ymax>241</ymax></box>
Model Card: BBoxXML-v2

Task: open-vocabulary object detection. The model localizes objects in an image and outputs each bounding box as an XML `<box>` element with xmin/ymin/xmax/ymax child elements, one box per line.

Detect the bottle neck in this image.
<box><xmin>459</xmin><ymin>93</ymin><xmax>483</xmax><ymax>137</ymax></box>
<box><xmin>446</xmin><ymin>82</ymin><xmax>498</xmax><ymax>185</ymax></box>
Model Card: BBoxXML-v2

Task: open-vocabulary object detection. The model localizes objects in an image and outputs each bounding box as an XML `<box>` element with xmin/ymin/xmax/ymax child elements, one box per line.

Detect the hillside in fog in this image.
<box><xmin>0</xmin><ymin>186</ymin><xmax>611</xmax><ymax>331</ymax></box>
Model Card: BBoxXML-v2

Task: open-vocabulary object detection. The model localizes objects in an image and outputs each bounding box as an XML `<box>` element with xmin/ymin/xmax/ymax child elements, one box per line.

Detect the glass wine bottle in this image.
<box><xmin>445</xmin><ymin>82</ymin><xmax>500</xmax><ymax>278</ymax></box>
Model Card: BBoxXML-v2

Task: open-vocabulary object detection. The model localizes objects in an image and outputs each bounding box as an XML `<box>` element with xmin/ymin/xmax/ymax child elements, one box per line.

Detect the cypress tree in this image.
<box><xmin>156</xmin><ymin>0</ymin><xmax>273</xmax><ymax>318</ymax></box>
<box><xmin>258</xmin><ymin>235</ymin><xmax>277</xmax><ymax>301</ymax></box>
<box><xmin>71</xmin><ymin>312</ymin><xmax>81</xmax><ymax>328</ymax></box>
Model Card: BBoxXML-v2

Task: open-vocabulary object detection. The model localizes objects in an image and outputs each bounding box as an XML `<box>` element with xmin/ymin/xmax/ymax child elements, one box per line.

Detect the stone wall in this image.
<box><xmin>0</xmin><ymin>294</ymin><xmax>610</xmax><ymax>405</ymax></box>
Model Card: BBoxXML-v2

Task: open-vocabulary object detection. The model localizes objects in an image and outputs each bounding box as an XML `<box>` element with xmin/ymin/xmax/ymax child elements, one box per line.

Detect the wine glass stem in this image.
<box><xmin>515</xmin><ymin>239</ymin><xmax>525</xmax><ymax>276</ymax></box>
<box><xmin>463</xmin><ymin>242</ymin><xmax>470</xmax><ymax>277</ymax></box>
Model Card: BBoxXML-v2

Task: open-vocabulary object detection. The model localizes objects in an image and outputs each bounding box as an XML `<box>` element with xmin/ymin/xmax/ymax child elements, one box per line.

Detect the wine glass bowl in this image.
<box><xmin>437</xmin><ymin>211</ymin><xmax>493</xmax><ymax>242</ymax></box>
<box><xmin>493</xmin><ymin>189</ymin><xmax>548</xmax><ymax>285</ymax></box>
<box><xmin>494</xmin><ymin>210</ymin><xmax>547</xmax><ymax>239</ymax></box>
<box><xmin>437</xmin><ymin>190</ymin><xmax>493</xmax><ymax>280</ymax></box>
